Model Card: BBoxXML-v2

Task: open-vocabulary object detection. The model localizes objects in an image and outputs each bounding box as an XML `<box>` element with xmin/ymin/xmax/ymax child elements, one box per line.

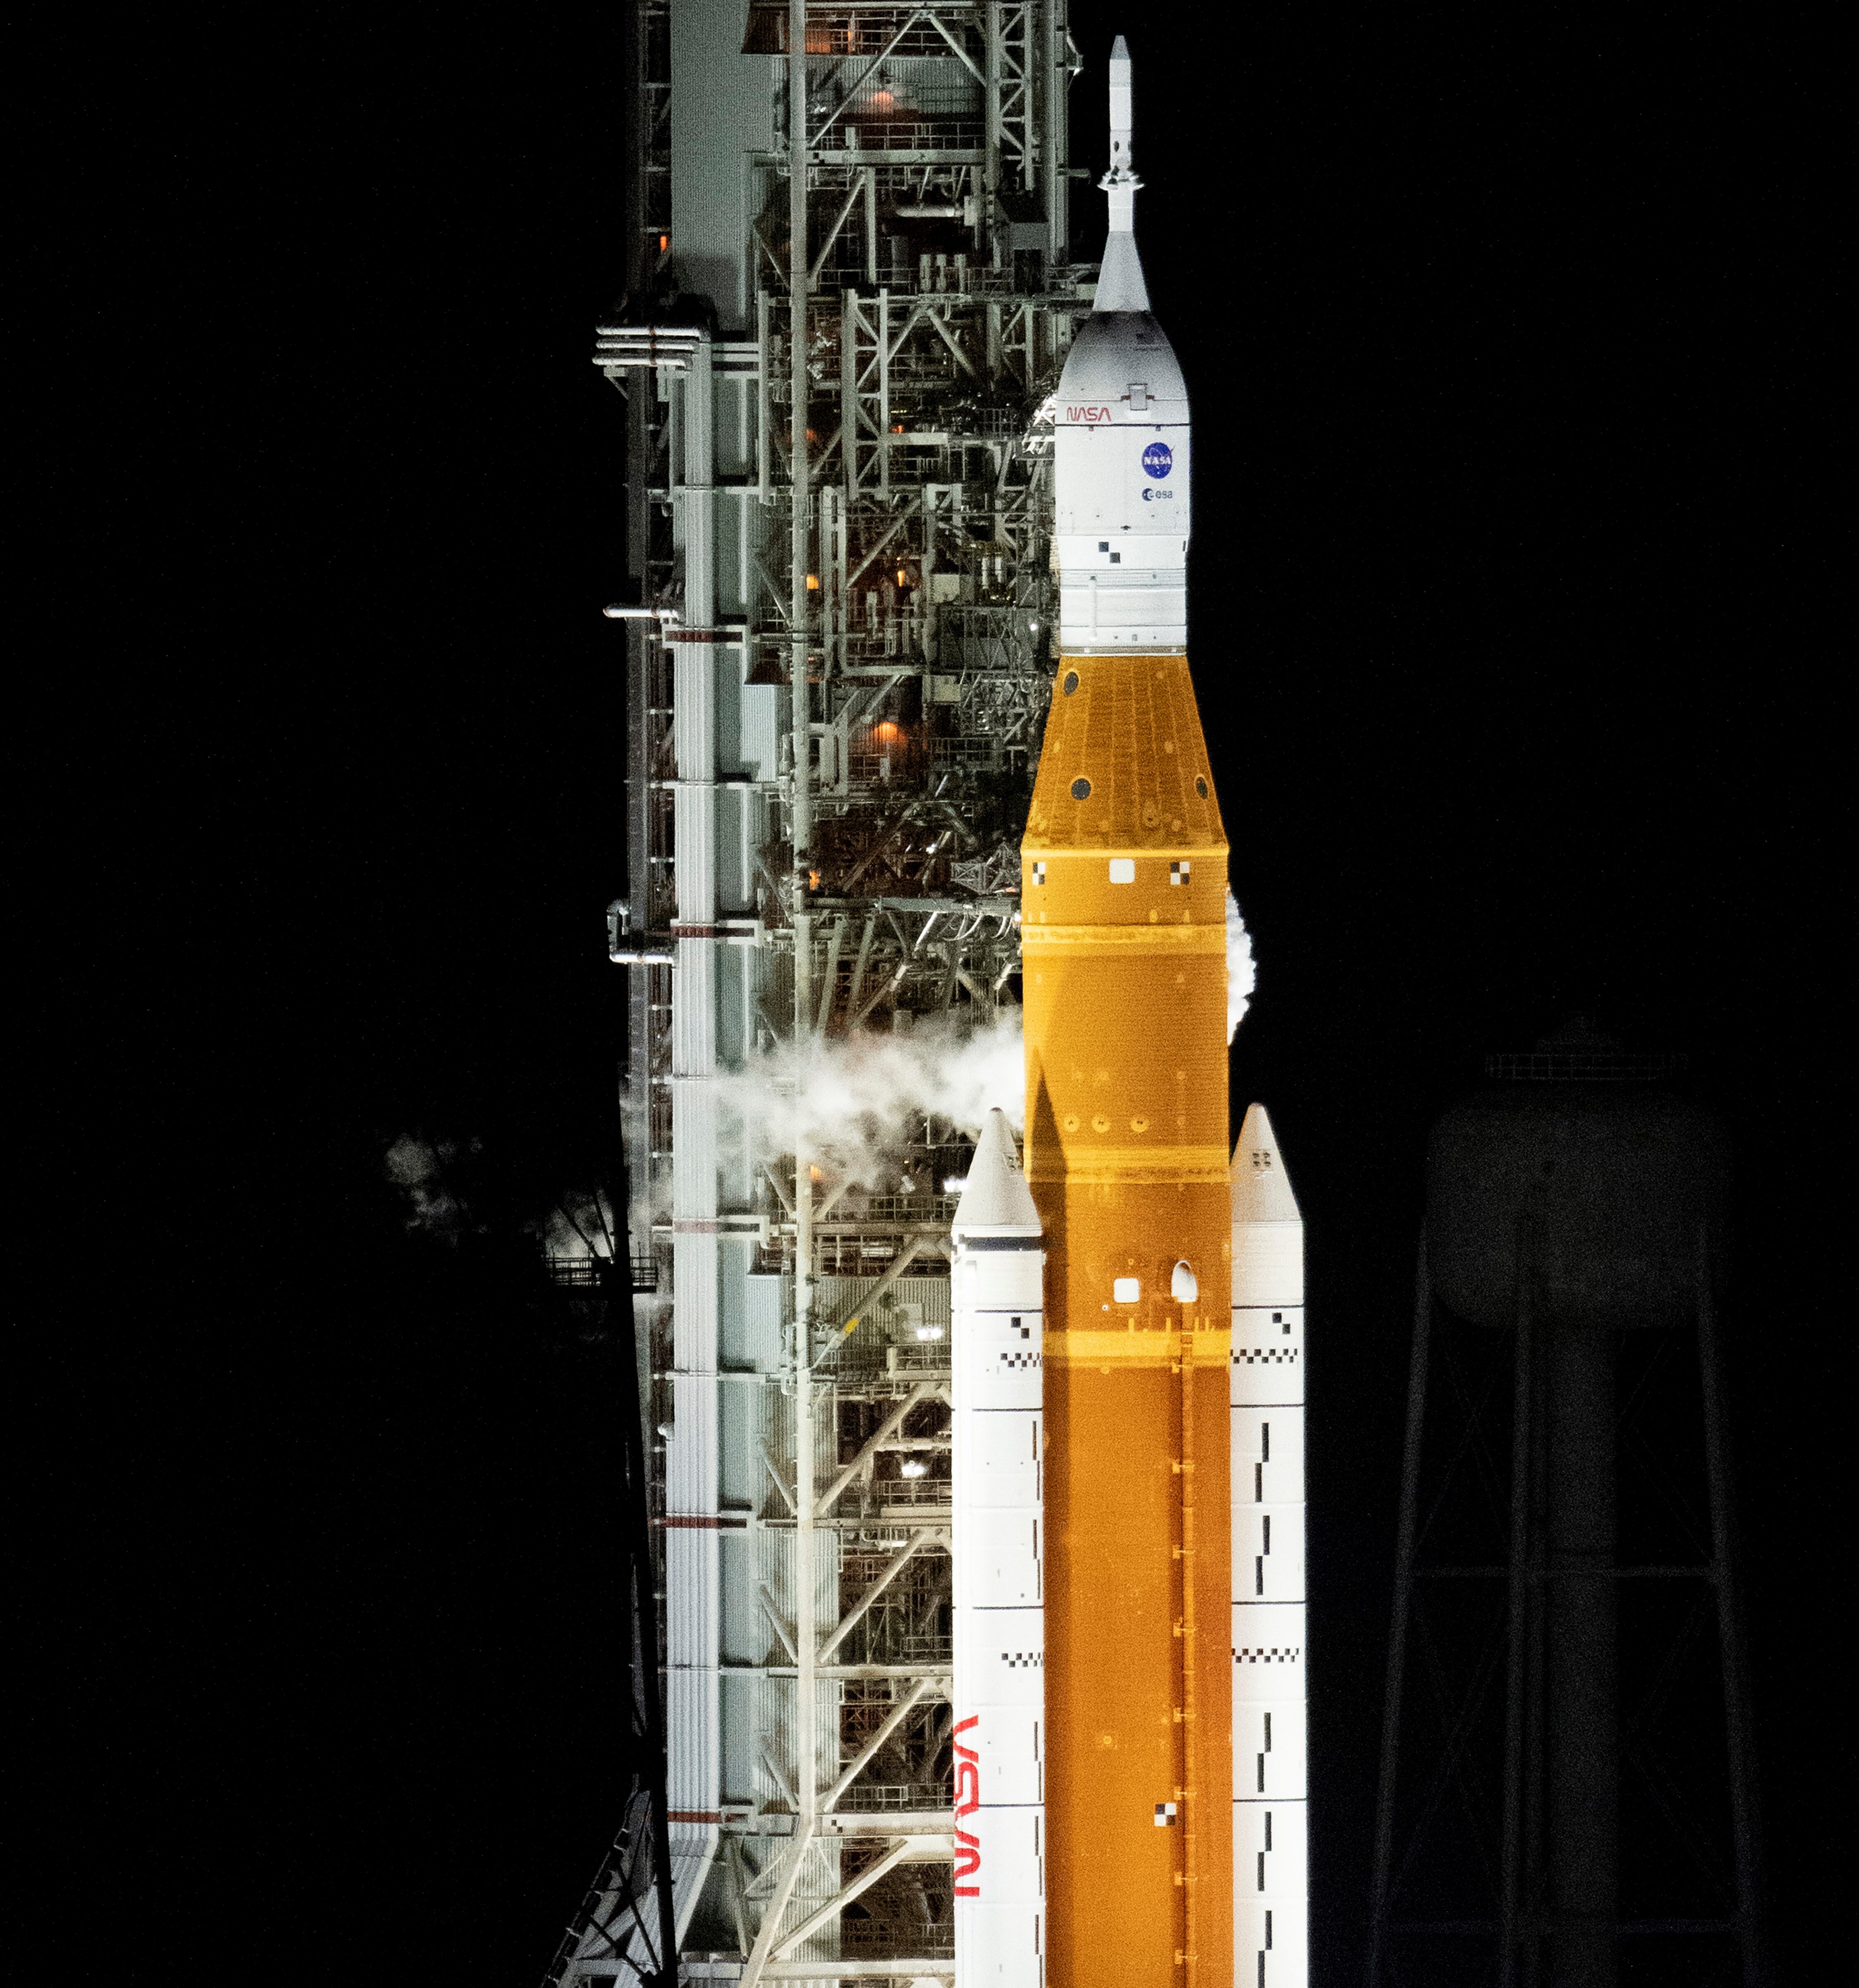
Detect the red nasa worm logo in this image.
<box><xmin>1065</xmin><ymin>405</ymin><xmax>1115</xmax><ymax>422</ymax></box>
<box><xmin>952</xmin><ymin>1715</ymin><xmax>981</xmax><ymax>1897</ymax></box>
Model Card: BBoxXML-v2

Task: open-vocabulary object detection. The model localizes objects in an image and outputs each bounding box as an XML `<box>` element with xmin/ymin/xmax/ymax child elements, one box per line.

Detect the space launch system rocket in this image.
<box><xmin>955</xmin><ymin>38</ymin><xmax>1310</xmax><ymax>1986</ymax></box>
<box><xmin>1019</xmin><ymin>35</ymin><xmax>1235</xmax><ymax>1986</ymax></box>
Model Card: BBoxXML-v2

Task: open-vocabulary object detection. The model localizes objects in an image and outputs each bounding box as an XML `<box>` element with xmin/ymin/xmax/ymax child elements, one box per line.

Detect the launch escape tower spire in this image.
<box><xmin>554</xmin><ymin>5</ymin><xmax>1089</xmax><ymax>1981</ymax></box>
<box><xmin>1092</xmin><ymin>34</ymin><xmax>1147</xmax><ymax>314</ymax></box>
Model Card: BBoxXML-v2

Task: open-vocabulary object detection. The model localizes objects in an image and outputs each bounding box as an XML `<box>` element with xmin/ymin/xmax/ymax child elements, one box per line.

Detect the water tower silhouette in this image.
<box><xmin>1366</xmin><ymin>1021</ymin><xmax>1766</xmax><ymax>1986</ymax></box>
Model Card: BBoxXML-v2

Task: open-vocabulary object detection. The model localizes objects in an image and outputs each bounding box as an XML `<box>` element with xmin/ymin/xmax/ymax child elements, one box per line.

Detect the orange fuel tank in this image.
<box><xmin>1022</xmin><ymin>648</ymin><xmax>1233</xmax><ymax>1986</ymax></box>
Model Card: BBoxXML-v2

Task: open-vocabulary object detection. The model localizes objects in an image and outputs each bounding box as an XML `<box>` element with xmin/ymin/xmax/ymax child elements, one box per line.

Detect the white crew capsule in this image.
<box><xmin>1232</xmin><ymin>1103</ymin><xmax>1309</xmax><ymax>1988</ymax></box>
<box><xmin>1052</xmin><ymin>35</ymin><xmax>1189</xmax><ymax>656</ymax></box>
<box><xmin>952</xmin><ymin>1108</ymin><xmax>1047</xmax><ymax>1988</ymax></box>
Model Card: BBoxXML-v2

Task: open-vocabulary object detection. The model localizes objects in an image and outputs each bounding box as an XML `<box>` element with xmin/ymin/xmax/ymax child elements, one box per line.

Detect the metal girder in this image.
<box><xmin>821</xmin><ymin>1233</ymin><xmax>930</xmax><ymax>1336</ymax></box>
<box><xmin>819</xmin><ymin>1380</ymin><xmax>944</xmax><ymax>1512</ymax></box>
<box><xmin>588</xmin><ymin>11</ymin><xmax>1083</xmax><ymax>1984</ymax></box>
<box><xmin>773</xmin><ymin>1837</ymin><xmax>923</xmax><ymax>1958</ymax></box>
<box><xmin>739</xmin><ymin>1819</ymin><xmax>818</xmax><ymax>1988</ymax></box>
<box><xmin>686</xmin><ymin>1968</ymin><xmax>951</xmax><ymax>1985</ymax></box>
<box><xmin>817</xmin><ymin>1533</ymin><xmax>934</xmax><ymax>1662</ymax></box>
<box><xmin>823</xmin><ymin>1675</ymin><xmax>940</xmax><ymax>1808</ymax></box>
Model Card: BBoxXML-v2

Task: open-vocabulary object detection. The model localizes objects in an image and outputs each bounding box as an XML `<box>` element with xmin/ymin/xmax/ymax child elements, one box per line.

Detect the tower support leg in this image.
<box><xmin>1366</xmin><ymin>1243</ymin><xmax>1433</xmax><ymax>1988</ymax></box>
<box><xmin>1697</xmin><ymin>1227</ymin><xmax>1768</xmax><ymax>1988</ymax></box>
<box><xmin>1543</xmin><ymin>1324</ymin><xmax>1617</xmax><ymax>1988</ymax></box>
<box><xmin>1498</xmin><ymin>1240</ymin><xmax>1536</xmax><ymax>1988</ymax></box>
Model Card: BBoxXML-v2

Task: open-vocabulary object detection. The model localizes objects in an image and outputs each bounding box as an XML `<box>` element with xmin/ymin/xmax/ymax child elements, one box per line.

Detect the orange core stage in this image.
<box><xmin>1023</xmin><ymin>650</ymin><xmax>1233</xmax><ymax>1985</ymax></box>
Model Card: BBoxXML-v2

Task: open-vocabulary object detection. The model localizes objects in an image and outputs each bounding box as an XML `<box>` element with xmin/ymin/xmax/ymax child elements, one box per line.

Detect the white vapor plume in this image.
<box><xmin>384</xmin><ymin>1133</ymin><xmax>480</xmax><ymax>1242</ymax></box>
<box><xmin>539</xmin><ymin>1184</ymin><xmax>622</xmax><ymax>1262</ymax></box>
<box><xmin>715</xmin><ymin>895</ymin><xmax>1253</xmax><ymax>1187</ymax></box>
<box><xmin>1227</xmin><ymin>889</ymin><xmax>1256</xmax><ymax>1043</ymax></box>
<box><xmin>715</xmin><ymin>1008</ymin><xmax>1026</xmax><ymax>1186</ymax></box>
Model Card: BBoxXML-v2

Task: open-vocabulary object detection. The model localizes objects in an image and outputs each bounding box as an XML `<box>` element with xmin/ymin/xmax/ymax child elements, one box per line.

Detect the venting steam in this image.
<box><xmin>1226</xmin><ymin>888</ymin><xmax>1255</xmax><ymax>1042</ymax></box>
<box><xmin>715</xmin><ymin>891</ymin><xmax>1255</xmax><ymax>1186</ymax></box>
<box><xmin>715</xmin><ymin>1007</ymin><xmax>1026</xmax><ymax>1188</ymax></box>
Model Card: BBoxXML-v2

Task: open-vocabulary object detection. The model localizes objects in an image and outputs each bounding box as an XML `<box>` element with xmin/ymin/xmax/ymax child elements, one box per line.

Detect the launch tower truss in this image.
<box><xmin>551</xmin><ymin>5</ymin><xmax>1089</xmax><ymax>1981</ymax></box>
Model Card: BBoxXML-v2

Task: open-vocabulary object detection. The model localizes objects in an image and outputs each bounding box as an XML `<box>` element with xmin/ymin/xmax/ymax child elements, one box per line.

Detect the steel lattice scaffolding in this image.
<box><xmin>550</xmin><ymin>4</ymin><xmax>1089</xmax><ymax>1982</ymax></box>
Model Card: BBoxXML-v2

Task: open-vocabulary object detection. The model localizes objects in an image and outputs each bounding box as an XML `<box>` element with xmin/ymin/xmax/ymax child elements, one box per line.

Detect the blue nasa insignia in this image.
<box><xmin>1141</xmin><ymin>440</ymin><xmax>1173</xmax><ymax>479</ymax></box>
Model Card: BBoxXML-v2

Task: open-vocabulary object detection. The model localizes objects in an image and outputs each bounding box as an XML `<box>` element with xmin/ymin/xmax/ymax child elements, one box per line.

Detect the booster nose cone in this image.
<box><xmin>1232</xmin><ymin>1103</ymin><xmax>1303</xmax><ymax>1224</ymax></box>
<box><xmin>952</xmin><ymin>1106</ymin><xmax>1041</xmax><ymax>1238</ymax></box>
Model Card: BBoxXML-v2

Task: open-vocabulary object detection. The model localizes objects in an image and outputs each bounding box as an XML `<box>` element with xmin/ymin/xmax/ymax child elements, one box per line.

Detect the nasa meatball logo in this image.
<box><xmin>1141</xmin><ymin>440</ymin><xmax>1173</xmax><ymax>479</ymax></box>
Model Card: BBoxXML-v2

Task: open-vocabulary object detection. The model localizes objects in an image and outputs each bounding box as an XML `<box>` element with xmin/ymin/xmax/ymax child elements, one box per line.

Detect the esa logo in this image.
<box><xmin>1141</xmin><ymin>441</ymin><xmax>1173</xmax><ymax>479</ymax></box>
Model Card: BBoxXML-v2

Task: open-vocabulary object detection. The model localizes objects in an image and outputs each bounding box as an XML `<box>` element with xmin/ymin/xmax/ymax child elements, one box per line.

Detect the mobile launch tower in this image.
<box><xmin>552</xmin><ymin>5</ymin><xmax>1089</xmax><ymax>1979</ymax></box>
<box><xmin>551</xmin><ymin>15</ymin><xmax>1315</xmax><ymax>1986</ymax></box>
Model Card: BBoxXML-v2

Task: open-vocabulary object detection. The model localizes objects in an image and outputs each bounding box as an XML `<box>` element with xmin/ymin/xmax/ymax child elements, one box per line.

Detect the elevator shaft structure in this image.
<box><xmin>555</xmin><ymin>4</ymin><xmax>1089</xmax><ymax>1981</ymax></box>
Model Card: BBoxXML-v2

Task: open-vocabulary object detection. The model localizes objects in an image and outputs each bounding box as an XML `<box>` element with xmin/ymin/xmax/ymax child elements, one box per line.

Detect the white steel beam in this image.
<box><xmin>822</xmin><ymin>1236</ymin><xmax>930</xmax><ymax>1341</ymax></box>
<box><xmin>822</xmin><ymin>1675</ymin><xmax>940</xmax><ymax>1809</ymax></box>
<box><xmin>818</xmin><ymin>1380</ymin><xmax>941</xmax><ymax>1512</ymax></box>
<box><xmin>808</xmin><ymin>176</ymin><xmax>867</xmax><ymax>288</ymax></box>
<box><xmin>739</xmin><ymin>1817</ymin><xmax>817</xmax><ymax>1988</ymax></box>
<box><xmin>808</xmin><ymin>13</ymin><xmax>927</xmax><ymax>147</ymax></box>
<box><xmin>758</xmin><ymin>1583</ymin><xmax>800</xmax><ymax>1664</ymax></box>
<box><xmin>817</xmin><ymin>1533</ymin><xmax>932</xmax><ymax>1663</ymax></box>
<box><xmin>773</xmin><ymin>1837</ymin><xmax>918</xmax><ymax>1959</ymax></box>
<box><xmin>684</xmin><ymin>1962</ymin><xmax>951</xmax><ymax>1983</ymax></box>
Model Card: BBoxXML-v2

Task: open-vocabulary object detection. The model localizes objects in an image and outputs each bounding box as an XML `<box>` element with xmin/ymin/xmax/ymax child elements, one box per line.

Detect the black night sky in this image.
<box><xmin>61</xmin><ymin>4</ymin><xmax>1839</xmax><ymax>1980</ymax></box>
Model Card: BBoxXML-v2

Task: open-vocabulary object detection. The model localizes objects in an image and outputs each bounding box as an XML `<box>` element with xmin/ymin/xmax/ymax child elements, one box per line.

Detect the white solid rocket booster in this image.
<box><xmin>952</xmin><ymin>1108</ymin><xmax>1047</xmax><ymax>1987</ymax></box>
<box><xmin>1231</xmin><ymin>1104</ymin><xmax>1309</xmax><ymax>1985</ymax></box>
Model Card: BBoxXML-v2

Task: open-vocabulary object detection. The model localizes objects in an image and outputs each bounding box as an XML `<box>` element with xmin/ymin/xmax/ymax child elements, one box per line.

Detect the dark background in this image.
<box><xmin>49</xmin><ymin>2</ymin><xmax>1836</xmax><ymax>1980</ymax></box>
